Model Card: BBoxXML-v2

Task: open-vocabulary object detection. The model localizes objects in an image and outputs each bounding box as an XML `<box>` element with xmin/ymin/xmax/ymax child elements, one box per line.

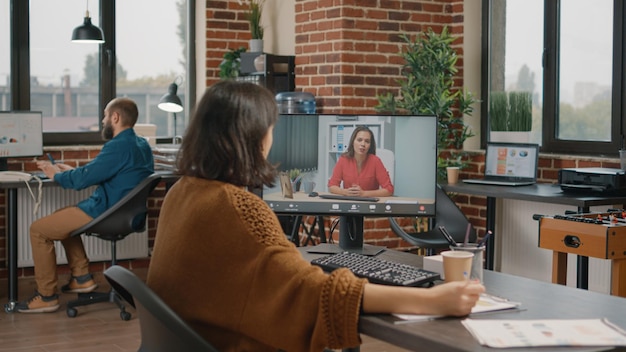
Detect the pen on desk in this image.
<box><xmin>478</xmin><ymin>230</ymin><xmax>492</xmax><ymax>247</ymax></box>
<box><xmin>46</xmin><ymin>153</ymin><xmax>56</xmax><ymax>165</ymax></box>
<box><xmin>463</xmin><ymin>223</ymin><xmax>471</xmax><ymax>246</ymax></box>
<box><xmin>438</xmin><ymin>226</ymin><xmax>458</xmax><ymax>247</ymax></box>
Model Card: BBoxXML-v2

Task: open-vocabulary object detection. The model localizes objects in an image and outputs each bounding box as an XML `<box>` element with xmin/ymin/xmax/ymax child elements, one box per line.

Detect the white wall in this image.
<box><xmin>464</xmin><ymin>0</ymin><xmax>482</xmax><ymax>150</ymax></box>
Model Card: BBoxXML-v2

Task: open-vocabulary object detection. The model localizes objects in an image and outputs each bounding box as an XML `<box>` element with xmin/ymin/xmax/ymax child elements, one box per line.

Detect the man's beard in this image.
<box><xmin>101</xmin><ymin>122</ymin><xmax>113</xmax><ymax>140</ymax></box>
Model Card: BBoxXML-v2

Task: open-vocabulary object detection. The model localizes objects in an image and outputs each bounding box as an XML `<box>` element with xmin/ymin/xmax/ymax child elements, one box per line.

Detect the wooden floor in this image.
<box><xmin>0</xmin><ymin>268</ymin><xmax>409</xmax><ymax>352</ymax></box>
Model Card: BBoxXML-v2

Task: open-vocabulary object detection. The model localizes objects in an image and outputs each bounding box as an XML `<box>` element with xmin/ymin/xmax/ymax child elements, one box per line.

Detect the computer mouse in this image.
<box><xmin>308</xmin><ymin>191</ymin><xmax>319</xmax><ymax>197</ymax></box>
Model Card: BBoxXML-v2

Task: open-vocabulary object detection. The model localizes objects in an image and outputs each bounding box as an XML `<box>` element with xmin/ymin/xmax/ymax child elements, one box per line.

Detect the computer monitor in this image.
<box><xmin>0</xmin><ymin>111</ymin><xmax>44</xmax><ymax>171</ymax></box>
<box><xmin>263</xmin><ymin>114</ymin><xmax>438</xmax><ymax>253</ymax></box>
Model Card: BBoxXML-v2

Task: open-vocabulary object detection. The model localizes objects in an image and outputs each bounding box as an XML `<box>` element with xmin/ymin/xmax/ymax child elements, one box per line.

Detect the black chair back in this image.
<box><xmin>69</xmin><ymin>173</ymin><xmax>162</xmax><ymax>241</ymax></box>
<box><xmin>389</xmin><ymin>184</ymin><xmax>476</xmax><ymax>249</ymax></box>
<box><xmin>104</xmin><ymin>266</ymin><xmax>219</xmax><ymax>352</ymax></box>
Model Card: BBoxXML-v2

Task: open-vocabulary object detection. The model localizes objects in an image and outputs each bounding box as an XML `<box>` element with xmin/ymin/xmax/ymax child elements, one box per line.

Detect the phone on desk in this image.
<box><xmin>0</xmin><ymin>171</ymin><xmax>34</xmax><ymax>182</ymax></box>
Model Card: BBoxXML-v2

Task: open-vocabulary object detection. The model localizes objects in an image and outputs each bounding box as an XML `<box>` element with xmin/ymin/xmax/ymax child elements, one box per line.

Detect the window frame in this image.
<box><xmin>9</xmin><ymin>0</ymin><xmax>195</xmax><ymax>146</ymax></box>
<box><xmin>482</xmin><ymin>0</ymin><xmax>626</xmax><ymax>156</ymax></box>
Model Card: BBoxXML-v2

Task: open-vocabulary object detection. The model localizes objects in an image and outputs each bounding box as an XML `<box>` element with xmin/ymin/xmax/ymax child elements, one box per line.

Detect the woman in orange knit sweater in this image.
<box><xmin>147</xmin><ymin>81</ymin><xmax>484</xmax><ymax>352</ymax></box>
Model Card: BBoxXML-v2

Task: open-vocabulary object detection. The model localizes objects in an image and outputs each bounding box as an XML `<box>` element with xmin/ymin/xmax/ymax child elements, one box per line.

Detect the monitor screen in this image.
<box><xmin>263</xmin><ymin>113</ymin><xmax>438</xmax><ymax>253</ymax></box>
<box><xmin>263</xmin><ymin>114</ymin><xmax>438</xmax><ymax>218</ymax></box>
<box><xmin>0</xmin><ymin>111</ymin><xmax>44</xmax><ymax>170</ymax></box>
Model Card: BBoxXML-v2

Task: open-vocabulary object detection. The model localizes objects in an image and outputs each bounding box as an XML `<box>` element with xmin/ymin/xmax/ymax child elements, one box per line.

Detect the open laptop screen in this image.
<box><xmin>484</xmin><ymin>142</ymin><xmax>539</xmax><ymax>180</ymax></box>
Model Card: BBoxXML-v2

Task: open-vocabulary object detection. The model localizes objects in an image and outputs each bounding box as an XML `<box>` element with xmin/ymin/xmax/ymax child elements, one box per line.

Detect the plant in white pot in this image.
<box><xmin>246</xmin><ymin>0</ymin><xmax>264</xmax><ymax>53</ymax></box>
<box><xmin>489</xmin><ymin>91</ymin><xmax>532</xmax><ymax>143</ymax></box>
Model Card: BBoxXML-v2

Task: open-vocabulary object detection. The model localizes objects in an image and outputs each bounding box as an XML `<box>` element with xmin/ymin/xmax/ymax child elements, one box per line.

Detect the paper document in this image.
<box><xmin>462</xmin><ymin>318</ymin><xmax>626</xmax><ymax>348</ymax></box>
<box><xmin>393</xmin><ymin>293</ymin><xmax>520</xmax><ymax>323</ymax></box>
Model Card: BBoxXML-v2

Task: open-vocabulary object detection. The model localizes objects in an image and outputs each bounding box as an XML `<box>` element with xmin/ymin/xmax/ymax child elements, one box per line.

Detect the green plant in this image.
<box><xmin>246</xmin><ymin>0</ymin><xmax>264</xmax><ymax>40</ymax></box>
<box><xmin>218</xmin><ymin>47</ymin><xmax>246</xmax><ymax>79</ymax></box>
<box><xmin>376</xmin><ymin>27</ymin><xmax>477</xmax><ymax>180</ymax></box>
<box><xmin>489</xmin><ymin>91</ymin><xmax>508</xmax><ymax>131</ymax></box>
<box><xmin>489</xmin><ymin>91</ymin><xmax>532</xmax><ymax>132</ymax></box>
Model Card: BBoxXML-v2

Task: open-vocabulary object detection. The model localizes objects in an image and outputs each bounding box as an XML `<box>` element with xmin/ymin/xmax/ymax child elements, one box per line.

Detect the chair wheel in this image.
<box><xmin>120</xmin><ymin>310</ymin><xmax>131</xmax><ymax>321</ymax></box>
<box><xmin>67</xmin><ymin>307</ymin><xmax>78</xmax><ymax>318</ymax></box>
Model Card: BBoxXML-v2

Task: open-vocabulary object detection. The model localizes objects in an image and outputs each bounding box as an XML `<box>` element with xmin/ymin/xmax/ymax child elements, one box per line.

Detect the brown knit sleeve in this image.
<box><xmin>319</xmin><ymin>268</ymin><xmax>367</xmax><ymax>349</ymax></box>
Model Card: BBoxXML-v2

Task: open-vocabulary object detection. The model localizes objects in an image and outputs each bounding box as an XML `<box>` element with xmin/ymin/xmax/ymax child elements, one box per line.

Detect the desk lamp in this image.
<box><xmin>71</xmin><ymin>0</ymin><xmax>105</xmax><ymax>44</ymax></box>
<box><xmin>158</xmin><ymin>81</ymin><xmax>184</xmax><ymax>140</ymax></box>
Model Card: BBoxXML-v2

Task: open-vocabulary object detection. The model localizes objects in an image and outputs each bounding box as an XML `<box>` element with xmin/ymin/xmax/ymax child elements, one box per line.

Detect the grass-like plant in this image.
<box><xmin>489</xmin><ymin>91</ymin><xmax>532</xmax><ymax>132</ymax></box>
<box><xmin>246</xmin><ymin>0</ymin><xmax>264</xmax><ymax>40</ymax></box>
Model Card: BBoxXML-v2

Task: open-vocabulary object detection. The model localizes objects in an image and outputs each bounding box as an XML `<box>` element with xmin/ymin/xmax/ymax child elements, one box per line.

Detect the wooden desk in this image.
<box><xmin>441</xmin><ymin>182</ymin><xmax>626</xmax><ymax>289</ymax></box>
<box><xmin>299</xmin><ymin>246</ymin><xmax>626</xmax><ymax>351</ymax></box>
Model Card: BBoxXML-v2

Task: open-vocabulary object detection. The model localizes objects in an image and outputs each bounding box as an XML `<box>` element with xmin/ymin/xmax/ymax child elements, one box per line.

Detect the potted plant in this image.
<box><xmin>246</xmin><ymin>0</ymin><xmax>264</xmax><ymax>52</ymax></box>
<box><xmin>288</xmin><ymin>168</ymin><xmax>302</xmax><ymax>191</ymax></box>
<box><xmin>219</xmin><ymin>47</ymin><xmax>246</xmax><ymax>79</ymax></box>
<box><xmin>489</xmin><ymin>91</ymin><xmax>532</xmax><ymax>142</ymax></box>
<box><xmin>376</xmin><ymin>27</ymin><xmax>477</xmax><ymax>181</ymax></box>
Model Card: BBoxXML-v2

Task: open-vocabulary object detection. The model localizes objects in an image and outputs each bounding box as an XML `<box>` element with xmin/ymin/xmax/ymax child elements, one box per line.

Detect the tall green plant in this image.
<box><xmin>489</xmin><ymin>91</ymin><xmax>508</xmax><ymax>131</ymax></box>
<box><xmin>489</xmin><ymin>91</ymin><xmax>532</xmax><ymax>132</ymax></box>
<box><xmin>508</xmin><ymin>91</ymin><xmax>532</xmax><ymax>131</ymax></box>
<box><xmin>376</xmin><ymin>27</ymin><xmax>477</xmax><ymax>179</ymax></box>
<box><xmin>246</xmin><ymin>0</ymin><xmax>264</xmax><ymax>40</ymax></box>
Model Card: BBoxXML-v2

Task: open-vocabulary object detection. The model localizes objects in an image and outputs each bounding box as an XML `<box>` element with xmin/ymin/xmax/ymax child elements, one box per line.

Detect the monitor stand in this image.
<box><xmin>0</xmin><ymin>158</ymin><xmax>7</xmax><ymax>171</ymax></box>
<box><xmin>306</xmin><ymin>216</ymin><xmax>386</xmax><ymax>256</ymax></box>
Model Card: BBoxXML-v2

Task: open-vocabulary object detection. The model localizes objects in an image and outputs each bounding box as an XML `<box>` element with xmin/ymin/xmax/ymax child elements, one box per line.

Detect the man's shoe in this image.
<box><xmin>16</xmin><ymin>291</ymin><xmax>59</xmax><ymax>313</ymax></box>
<box><xmin>61</xmin><ymin>274</ymin><xmax>98</xmax><ymax>293</ymax></box>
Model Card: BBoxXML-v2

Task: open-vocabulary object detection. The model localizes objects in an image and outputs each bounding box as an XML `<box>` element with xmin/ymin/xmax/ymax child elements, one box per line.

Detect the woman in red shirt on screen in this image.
<box><xmin>328</xmin><ymin>126</ymin><xmax>394</xmax><ymax>197</ymax></box>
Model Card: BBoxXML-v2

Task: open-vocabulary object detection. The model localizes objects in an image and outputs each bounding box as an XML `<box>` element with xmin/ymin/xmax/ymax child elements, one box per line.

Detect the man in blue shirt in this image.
<box><xmin>17</xmin><ymin>97</ymin><xmax>154</xmax><ymax>313</ymax></box>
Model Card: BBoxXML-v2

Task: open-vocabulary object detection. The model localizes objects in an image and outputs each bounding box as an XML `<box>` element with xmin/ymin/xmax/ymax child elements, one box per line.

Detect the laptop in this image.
<box><xmin>463</xmin><ymin>142</ymin><xmax>539</xmax><ymax>186</ymax></box>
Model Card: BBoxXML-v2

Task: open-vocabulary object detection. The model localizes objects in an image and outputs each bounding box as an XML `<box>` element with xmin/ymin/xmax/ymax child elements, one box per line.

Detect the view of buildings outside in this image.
<box><xmin>0</xmin><ymin>0</ymin><xmax>187</xmax><ymax>137</ymax></box>
<box><xmin>496</xmin><ymin>0</ymin><xmax>612</xmax><ymax>144</ymax></box>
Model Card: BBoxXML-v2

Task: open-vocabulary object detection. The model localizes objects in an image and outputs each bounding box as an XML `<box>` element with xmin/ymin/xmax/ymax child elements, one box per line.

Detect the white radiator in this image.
<box><xmin>496</xmin><ymin>198</ymin><xmax>613</xmax><ymax>295</ymax></box>
<box><xmin>17</xmin><ymin>186</ymin><xmax>149</xmax><ymax>268</ymax></box>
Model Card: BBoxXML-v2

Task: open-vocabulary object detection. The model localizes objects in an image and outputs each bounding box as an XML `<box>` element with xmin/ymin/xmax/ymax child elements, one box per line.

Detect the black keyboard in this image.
<box><xmin>311</xmin><ymin>252</ymin><xmax>440</xmax><ymax>287</ymax></box>
<box><xmin>318</xmin><ymin>194</ymin><xmax>379</xmax><ymax>202</ymax></box>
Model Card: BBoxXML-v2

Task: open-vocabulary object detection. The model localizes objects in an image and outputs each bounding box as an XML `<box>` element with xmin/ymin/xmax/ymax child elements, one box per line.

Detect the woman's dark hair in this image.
<box><xmin>177</xmin><ymin>81</ymin><xmax>278</xmax><ymax>188</ymax></box>
<box><xmin>343</xmin><ymin>126</ymin><xmax>376</xmax><ymax>158</ymax></box>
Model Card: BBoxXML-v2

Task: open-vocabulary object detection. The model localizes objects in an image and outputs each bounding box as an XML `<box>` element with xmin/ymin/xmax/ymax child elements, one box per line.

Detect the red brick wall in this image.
<box><xmin>293</xmin><ymin>0</ymin><xmax>465</xmax><ymax>114</ymax></box>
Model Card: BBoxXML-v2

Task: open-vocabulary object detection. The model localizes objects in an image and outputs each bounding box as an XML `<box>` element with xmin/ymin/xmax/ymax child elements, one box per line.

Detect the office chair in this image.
<box><xmin>389</xmin><ymin>184</ymin><xmax>476</xmax><ymax>255</ymax></box>
<box><xmin>104</xmin><ymin>265</ymin><xmax>219</xmax><ymax>352</ymax></box>
<box><xmin>65</xmin><ymin>173</ymin><xmax>162</xmax><ymax>319</ymax></box>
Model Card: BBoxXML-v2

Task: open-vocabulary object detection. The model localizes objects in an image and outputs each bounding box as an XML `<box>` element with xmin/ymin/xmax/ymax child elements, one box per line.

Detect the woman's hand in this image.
<box><xmin>362</xmin><ymin>280</ymin><xmax>485</xmax><ymax>317</ymax></box>
<box><xmin>346</xmin><ymin>184</ymin><xmax>363</xmax><ymax>196</ymax></box>
<box><xmin>424</xmin><ymin>280</ymin><xmax>485</xmax><ymax>316</ymax></box>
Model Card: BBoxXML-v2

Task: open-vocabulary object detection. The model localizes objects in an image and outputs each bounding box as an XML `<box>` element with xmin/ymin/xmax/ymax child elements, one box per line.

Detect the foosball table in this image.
<box><xmin>537</xmin><ymin>211</ymin><xmax>626</xmax><ymax>297</ymax></box>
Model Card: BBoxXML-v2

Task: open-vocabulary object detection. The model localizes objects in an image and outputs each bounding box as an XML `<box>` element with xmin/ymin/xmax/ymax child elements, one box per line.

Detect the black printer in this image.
<box><xmin>559</xmin><ymin>167</ymin><xmax>626</xmax><ymax>194</ymax></box>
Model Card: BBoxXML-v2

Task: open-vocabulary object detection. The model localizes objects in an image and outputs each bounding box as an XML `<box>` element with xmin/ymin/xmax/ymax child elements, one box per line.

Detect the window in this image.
<box><xmin>487</xmin><ymin>0</ymin><xmax>543</xmax><ymax>145</ymax></box>
<box><xmin>0</xmin><ymin>0</ymin><xmax>9</xmax><ymax>110</ymax></box>
<box><xmin>7</xmin><ymin>0</ymin><xmax>193</xmax><ymax>145</ymax></box>
<box><xmin>485</xmin><ymin>0</ymin><xmax>623</xmax><ymax>155</ymax></box>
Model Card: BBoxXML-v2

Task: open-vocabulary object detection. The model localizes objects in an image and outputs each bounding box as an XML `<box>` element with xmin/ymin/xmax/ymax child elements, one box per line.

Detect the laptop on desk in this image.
<box><xmin>463</xmin><ymin>142</ymin><xmax>539</xmax><ymax>186</ymax></box>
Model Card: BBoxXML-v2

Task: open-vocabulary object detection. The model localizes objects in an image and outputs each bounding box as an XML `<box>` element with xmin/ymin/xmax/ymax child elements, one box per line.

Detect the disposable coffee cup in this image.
<box><xmin>440</xmin><ymin>250</ymin><xmax>473</xmax><ymax>282</ymax></box>
<box><xmin>450</xmin><ymin>244</ymin><xmax>485</xmax><ymax>282</ymax></box>
<box><xmin>446</xmin><ymin>166</ymin><xmax>460</xmax><ymax>184</ymax></box>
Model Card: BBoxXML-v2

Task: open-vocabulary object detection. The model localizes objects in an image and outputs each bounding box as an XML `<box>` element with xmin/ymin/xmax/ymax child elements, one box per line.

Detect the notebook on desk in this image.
<box><xmin>463</xmin><ymin>142</ymin><xmax>539</xmax><ymax>186</ymax></box>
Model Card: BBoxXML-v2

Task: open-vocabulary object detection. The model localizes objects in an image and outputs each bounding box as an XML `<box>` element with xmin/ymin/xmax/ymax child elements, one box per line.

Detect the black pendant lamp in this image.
<box><xmin>71</xmin><ymin>1</ymin><xmax>104</xmax><ymax>44</ymax></box>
